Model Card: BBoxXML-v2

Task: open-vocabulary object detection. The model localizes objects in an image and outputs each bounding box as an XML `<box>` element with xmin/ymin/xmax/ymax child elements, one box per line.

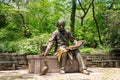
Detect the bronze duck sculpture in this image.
<box><xmin>40</xmin><ymin>59</ymin><xmax>49</xmax><ymax>75</ymax></box>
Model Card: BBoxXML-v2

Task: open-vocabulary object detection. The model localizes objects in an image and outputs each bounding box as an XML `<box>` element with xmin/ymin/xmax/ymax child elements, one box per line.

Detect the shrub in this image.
<box><xmin>0</xmin><ymin>33</ymin><xmax>51</xmax><ymax>54</ymax></box>
<box><xmin>80</xmin><ymin>48</ymin><xmax>97</xmax><ymax>54</ymax></box>
<box><xmin>17</xmin><ymin>33</ymin><xmax>51</xmax><ymax>54</ymax></box>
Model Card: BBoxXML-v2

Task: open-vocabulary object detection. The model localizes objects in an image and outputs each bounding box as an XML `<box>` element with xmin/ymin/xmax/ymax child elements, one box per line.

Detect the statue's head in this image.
<box><xmin>56</xmin><ymin>20</ymin><xmax>65</xmax><ymax>31</ymax></box>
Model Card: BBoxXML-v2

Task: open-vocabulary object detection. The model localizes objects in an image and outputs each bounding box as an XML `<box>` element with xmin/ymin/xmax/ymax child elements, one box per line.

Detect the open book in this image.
<box><xmin>66</xmin><ymin>40</ymin><xmax>85</xmax><ymax>50</ymax></box>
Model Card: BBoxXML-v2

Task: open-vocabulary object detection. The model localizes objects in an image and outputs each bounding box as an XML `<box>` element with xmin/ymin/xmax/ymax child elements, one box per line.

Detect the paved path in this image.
<box><xmin>0</xmin><ymin>68</ymin><xmax>120</xmax><ymax>80</ymax></box>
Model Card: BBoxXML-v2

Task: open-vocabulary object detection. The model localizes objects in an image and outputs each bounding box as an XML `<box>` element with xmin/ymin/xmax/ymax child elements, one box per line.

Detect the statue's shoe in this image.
<box><xmin>82</xmin><ymin>70</ymin><xmax>90</xmax><ymax>75</ymax></box>
<box><xmin>60</xmin><ymin>69</ymin><xmax>65</xmax><ymax>74</ymax></box>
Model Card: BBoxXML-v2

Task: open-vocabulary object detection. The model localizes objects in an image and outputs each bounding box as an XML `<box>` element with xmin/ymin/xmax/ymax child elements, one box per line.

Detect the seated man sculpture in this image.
<box><xmin>42</xmin><ymin>20</ymin><xmax>89</xmax><ymax>75</ymax></box>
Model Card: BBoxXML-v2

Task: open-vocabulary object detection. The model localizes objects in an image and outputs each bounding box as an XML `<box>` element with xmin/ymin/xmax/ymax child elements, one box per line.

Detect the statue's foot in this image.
<box><xmin>82</xmin><ymin>70</ymin><xmax>90</xmax><ymax>75</ymax></box>
<box><xmin>60</xmin><ymin>69</ymin><xmax>65</xmax><ymax>74</ymax></box>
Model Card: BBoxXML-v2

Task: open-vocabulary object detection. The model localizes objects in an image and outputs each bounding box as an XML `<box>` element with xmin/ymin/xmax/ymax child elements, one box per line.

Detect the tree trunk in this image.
<box><xmin>92</xmin><ymin>0</ymin><xmax>102</xmax><ymax>44</ymax></box>
<box><xmin>17</xmin><ymin>0</ymin><xmax>31</xmax><ymax>38</ymax></box>
<box><xmin>18</xmin><ymin>12</ymin><xmax>28</xmax><ymax>37</ymax></box>
<box><xmin>70</xmin><ymin>0</ymin><xmax>76</xmax><ymax>36</ymax></box>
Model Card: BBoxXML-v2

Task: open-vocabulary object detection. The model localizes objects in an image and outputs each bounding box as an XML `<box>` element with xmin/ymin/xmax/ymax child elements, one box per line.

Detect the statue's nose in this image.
<box><xmin>60</xmin><ymin>26</ymin><xmax>64</xmax><ymax>29</ymax></box>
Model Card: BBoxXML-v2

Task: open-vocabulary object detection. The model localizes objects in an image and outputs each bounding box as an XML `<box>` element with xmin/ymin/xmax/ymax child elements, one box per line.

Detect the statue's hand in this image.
<box><xmin>43</xmin><ymin>53</ymin><xmax>48</xmax><ymax>56</ymax></box>
<box><xmin>40</xmin><ymin>53</ymin><xmax>48</xmax><ymax>56</ymax></box>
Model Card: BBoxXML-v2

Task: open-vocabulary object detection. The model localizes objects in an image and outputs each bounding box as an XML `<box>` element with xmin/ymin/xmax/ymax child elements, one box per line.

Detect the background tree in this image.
<box><xmin>70</xmin><ymin>0</ymin><xmax>76</xmax><ymax>35</ymax></box>
<box><xmin>105</xmin><ymin>10</ymin><xmax>120</xmax><ymax>50</ymax></box>
<box><xmin>0</xmin><ymin>0</ymin><xmax>120</xmax><ymax>54</ymax></box>
<box><xmin>91</xmin><ymin>0</ymin><xmax>102</xmax><ymax>44</ymax></box>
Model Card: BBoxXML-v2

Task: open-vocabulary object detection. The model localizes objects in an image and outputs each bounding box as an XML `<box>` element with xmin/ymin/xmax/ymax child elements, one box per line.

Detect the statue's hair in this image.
<box><xmin>56</xmin><ymin>20</ymin><xmax>65</xmax><ymax>27</ymax></box>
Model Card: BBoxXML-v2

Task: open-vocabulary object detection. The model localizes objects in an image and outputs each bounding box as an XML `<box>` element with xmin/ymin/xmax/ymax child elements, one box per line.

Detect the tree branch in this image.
<box><xmin>78</xmin><ymin>0</ymin><xmax>85</xmax><ymax>14</ymax></box>
<box><xmin>78</xmin><ymin>0</ymin><xmax>92</xmax><ymax>26</ymax></box>
<box><xmin>108</xmin><ymin>0</ymin><xmax>115</xmax><ymax>10</ymax></box>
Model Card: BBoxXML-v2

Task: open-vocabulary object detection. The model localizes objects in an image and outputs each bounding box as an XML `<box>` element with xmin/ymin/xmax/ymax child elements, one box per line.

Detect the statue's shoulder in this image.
<box><xmin>52</xmin><ymin>30</ymin><xmax>59</xmax><ymax>35</ymax></box>
<box><xmin>66</xmin><ymin>30</ymin><xmax>71</xmax><ymax>34</ymax></box>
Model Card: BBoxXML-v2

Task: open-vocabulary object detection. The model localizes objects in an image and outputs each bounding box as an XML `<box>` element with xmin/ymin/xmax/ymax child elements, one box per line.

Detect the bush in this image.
<box><xmin>0</xmin><ymin>33</ymin><xmax>51</xmax><ymax>54</ymax></box>
<box><xmin>105</xmin><ymin>10</ymin><xmax>120</xmax><ymax>49</ymax></box>
<box><xmin>17</xmin><ymin>33</ymin><xmax>51</xmax><ymax>54</ymax></box>
<box><xmin>80</xmin><ymin>48</ymin><xmax>97</xmax><ymax>54</ymax></box>
<box><xmin>74</xmin><ymin>25</ymin><xmax>98</xmax><ymax>48</ymax></box>
<box><xmin>0</xmin><ymin>41</ymin><xmax>19</xmax><ymax>53</ymax></box>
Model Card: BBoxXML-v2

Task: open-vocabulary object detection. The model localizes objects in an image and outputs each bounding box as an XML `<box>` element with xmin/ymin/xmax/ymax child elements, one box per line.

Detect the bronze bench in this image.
<box><xmin>0</xmin><ymin>61</ymin><xmax>17</xmax><ymax>70</ymax></box>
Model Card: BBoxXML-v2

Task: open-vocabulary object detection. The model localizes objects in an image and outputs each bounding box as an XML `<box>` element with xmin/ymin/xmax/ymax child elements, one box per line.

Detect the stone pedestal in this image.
<box><xmin>27</xmin><ymin>55</ymin><xmax>86</xmax><ymax>74</ymax></box>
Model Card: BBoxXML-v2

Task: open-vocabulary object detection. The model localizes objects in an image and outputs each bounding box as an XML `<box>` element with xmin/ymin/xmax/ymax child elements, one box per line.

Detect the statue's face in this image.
<box><xmin>57</xmin><ymin>21</ymin><xmax>65</xmax><ymax>31</ymax></box>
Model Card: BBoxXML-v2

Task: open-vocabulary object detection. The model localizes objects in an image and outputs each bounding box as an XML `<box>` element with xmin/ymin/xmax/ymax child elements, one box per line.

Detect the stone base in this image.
<box><xmin>27</xmin><ymin>55</ymin><xmax>86</xmax><ymax>74</ymax></box>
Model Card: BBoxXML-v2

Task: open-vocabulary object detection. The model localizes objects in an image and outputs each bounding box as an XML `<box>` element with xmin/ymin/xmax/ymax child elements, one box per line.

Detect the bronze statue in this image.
<box><xmin>42</xmin><ymin>20</ymin><xmax>89</xmax><ymax>75</ymax></box>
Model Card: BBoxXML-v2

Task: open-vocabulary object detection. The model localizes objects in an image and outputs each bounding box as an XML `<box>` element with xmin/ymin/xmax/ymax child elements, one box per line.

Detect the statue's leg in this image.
<box><xmin>74</xmin><ymin>50</ymin><xmax>86</xmax><ymax>71</ymax></box>
<box><xmin>60</xmin><ymin>52</ymin><xmax>67</xmax><ymax>74</ymax></box>
<box><xmin>74</xmin><ymin>50</ymin><xmax>89</xmax><ymax>75</ymax></box>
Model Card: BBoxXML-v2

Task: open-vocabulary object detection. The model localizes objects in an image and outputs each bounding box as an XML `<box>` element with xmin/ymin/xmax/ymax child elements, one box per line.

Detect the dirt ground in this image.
<box><xmin>0</xmin><ymin>68</ymin><xmax>120</xmax><ymax>80</ymax></box>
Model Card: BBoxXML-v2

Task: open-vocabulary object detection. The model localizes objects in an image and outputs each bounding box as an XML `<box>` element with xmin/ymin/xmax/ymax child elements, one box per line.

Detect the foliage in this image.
<box><xmin>0</xmin><ymin>41</ymin><xmax>18</xmax><ymax>53</ymax></box>
<box><xmin>80</xmin><ymin>48</ymin><xmax>97</xmax><ymax>54</ymax></box>
<box><xmin>0</xmin><ymin>33</ymin><xmax>51</xmax><ymax>54</ymax></box>
<box><xmin>0</xmin><ymin>0</ymin><xmax>120</xmax><ymax>54</ymax></box>
<box><xmin>74</xmin><ymin>23</ymin><xmax>99</xmax><ymax>48</ymax></box>
<box><xmin>104</xmin><ymin>10</ymin><xmax>120</xmax><ymax>49</ymax></box>
<box><xmin>26</xmin><ymin>0</ymin><xmax>63</xmax><ymax>35</ymax></box>
<box><xmin>17</xmin><ymin>33</ymin><xmax>51</xmax><ymax>54</ymax></box>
